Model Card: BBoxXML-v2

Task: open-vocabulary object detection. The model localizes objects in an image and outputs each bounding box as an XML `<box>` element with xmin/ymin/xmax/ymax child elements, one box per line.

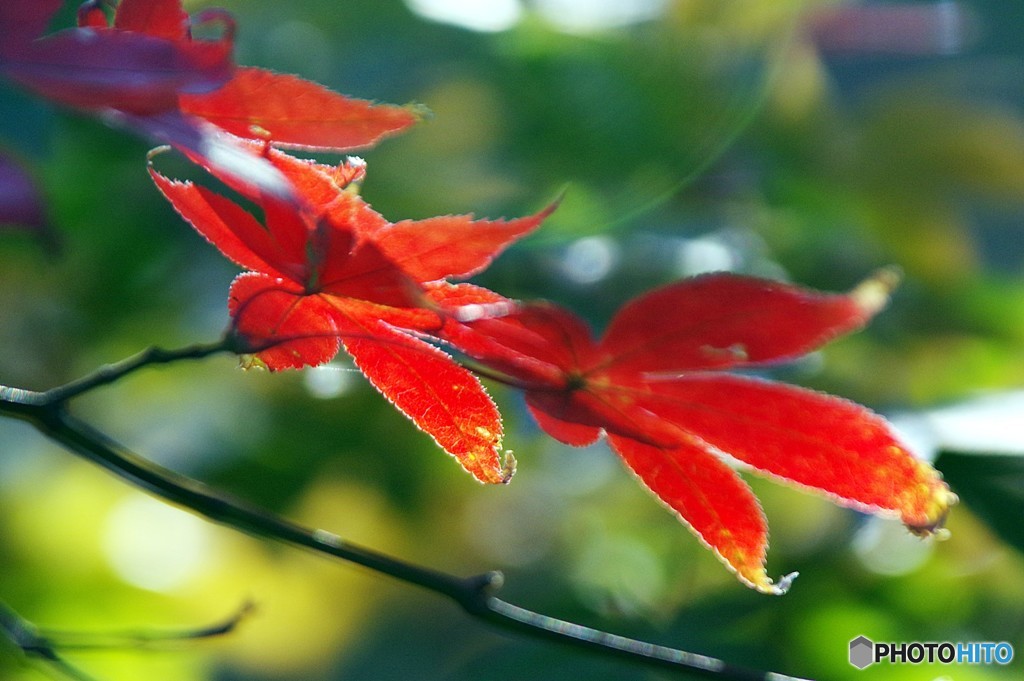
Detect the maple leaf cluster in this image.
<box><xmin>0</xmin><ymin>0</ymin><xmax>957</xmax><ymax>594</ymax></box>
<box><xmin>0</xmin><ymin>0</ymin><xmax>418</xmax><ymax>200</ymax></box>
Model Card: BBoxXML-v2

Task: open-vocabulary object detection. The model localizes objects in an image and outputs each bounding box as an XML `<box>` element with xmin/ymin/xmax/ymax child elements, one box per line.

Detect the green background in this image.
<box><xmin>2</xmin><ymin>1</ymin><xmax>1024</xmax><ymax>679</ymax></box>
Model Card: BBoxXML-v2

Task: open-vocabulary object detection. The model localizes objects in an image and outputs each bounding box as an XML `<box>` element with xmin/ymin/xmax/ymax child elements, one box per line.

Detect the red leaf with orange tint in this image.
<box><xmin>237</xmin><ymin>145</ymin><xmax>373</xmax><ymax>209</ymax></box>
<box><xmin>1</xmin><ymin>27</ymin><xmax>232</xmax><ymax>114</ymax></box>
<box><xmin>627</xmin><ymin>374</ymin><xmax>956</xmax><ymax>534</ymax></box>
<box><xmin>0</xmin><ymin>0</ymin><xmax>303</xmax><ymax>197</ymax></box>
<box><xmin>1</xmin><ymin>0</ymin><xmax>233</xmax><ymax>115</ymax></box>
<box><xmin>371</xmin><ymin>202</ymin><xmax>558</xmax><ymax>281</ymax></box>
<box><xmin>608</xmin><ymin>434</ymin><xmax>793</xmax><ymax>594</ymax></box>
<box><xmin>150</xmin><ymin>162</ymin><xmax>425</xmax><ymax>368</ymax></box>
<box><xmin>524</xmin><ymin>385</ymin><xmax>680</xmax><ymax>448</ymax></box>
<box><xmin>113</xmin><ymin>0</ymin><xmax>189</xmax><ymax>41</ymax></box>
<box><xmin>599</xmin><ymin>271</ymin><xmax>898</xmax><ymax>378</ymax></box>
<box><xmin>228</xmin><ymin>272</ymin><xmax>341</xmax><ymax>370</ymax></box>
<box><xmin>426</xmin><ymin>284</ymin><xmax>593</xmax><ymax>388</ymax></box>
<box><xmin>152</xmin><ymin>150</ymin><xmax>535</xmax><ymax>484</ymax></box>
<box><xmin>339</xmin><ymin>317</ymin><xmax>509</xmax><ymax>484</ymax></box>
<box><xmin>150</xmin><ymin>166</ymin><xmax>283</xmax><ymax>274</ymax></box>
<box><xmin>179</xmin><ymin>67</ymin><xmax>421</xmax><ymax>151</ymax></box>
<box><xmin>435</xmin><ymin>271</ymin><xmax>956</xmax><ymax>590</ymax></box>
<box><xmin>0</xmin><ymin>0</ymin><xmax>418</xmax><ymax>199</ymax></box>
<box><xmin>524</xmin><ymin>400</ymin><xmax>602</xmax><ymax>447</ymax></box>
<box><xmin>152</xmin><ymin>147</ymin><xmax>555</xmax><ymax>369</ymax></box>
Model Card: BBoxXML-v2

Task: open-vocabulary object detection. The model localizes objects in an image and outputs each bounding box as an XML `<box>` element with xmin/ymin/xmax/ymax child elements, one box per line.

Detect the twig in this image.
<box><xmin>41</xmin><ymin>337</ymin><xmax>238</xmax><ymax>404</ymax></box>
<box><xmin>0</xmin><ymin>345</ymin><xmax>812</xmax><ymax>681</ymax></box>
<box><xmin>0</xmin><ymin>600</ymin><xmax>101</xmax><ymax>681</ymax></box>
<box><xmin>37</xmin><ymin>602</ymin><xmax>254</xmax><ymax>651</ymax></box>
<box><xmin>0</xmin><ymin>600</ymin><xmax>253</xmax><ymax>681</ymax></box>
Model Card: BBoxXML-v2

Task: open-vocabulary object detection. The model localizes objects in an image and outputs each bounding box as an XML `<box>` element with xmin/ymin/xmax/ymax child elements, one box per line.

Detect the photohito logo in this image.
<box><xmin>849</xmin><ymin>636</ymin><xmax>1014</xmax><ymax>669</ymax></box>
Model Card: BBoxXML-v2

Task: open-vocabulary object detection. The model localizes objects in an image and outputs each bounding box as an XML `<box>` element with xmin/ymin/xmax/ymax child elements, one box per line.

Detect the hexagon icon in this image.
<box><xmin>849</xmin><ymin>636</ymin><xmax>874</xmax><ymax>669</ymax></box>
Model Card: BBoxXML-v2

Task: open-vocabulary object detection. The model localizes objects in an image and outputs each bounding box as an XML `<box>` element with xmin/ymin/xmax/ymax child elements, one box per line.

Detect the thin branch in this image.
<box><xmin>38</xmin><ymin>602</ymin><xmax>254</xmax><ymax>651</ymax></box>
<box><xmin>0</xmin><ymin>600</ymin><xmax>254</xmax><ymax>681</ymax></box>
<box><xmin>0</xmin><ymin>601</ymin><xmax>101</xmax><ymax>681</ymax></box>
<box><xmin>481</xmin><ymin>599</ymin><xmax>791</xmax><ymax>680</ymax></box>
<box><xmin>0</xmin><ymin>345</ymin><xmax>812</xmax><ymax>681</ymax></box>
<box><xmin>41</xmin><ymin>336</ymin><xmax>238</xmax><ymax>404</ymax></box>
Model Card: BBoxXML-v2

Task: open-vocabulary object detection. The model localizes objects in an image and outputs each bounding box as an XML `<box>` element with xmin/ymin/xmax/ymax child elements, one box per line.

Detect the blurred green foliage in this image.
<box><xmin>2</xmin><ymin>1</ymin><xmax>1024</xmax><ymax>680</ymax></box>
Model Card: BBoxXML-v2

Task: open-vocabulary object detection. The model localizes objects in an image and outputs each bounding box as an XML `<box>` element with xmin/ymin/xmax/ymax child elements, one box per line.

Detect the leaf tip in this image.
<box><xmin>500</xmin><ymin>450</ymin><xmax>517</xmax><ymax>484</ymax></box>
<box><xmin>237</xmin><ymin>354</ymin><xmax>269</xmax><ymax>371</ymax></box>
<box><xmin>540</xmin><ymin>190</ymin><xmax>566</xmax><ymax>219</ymax></box>
<box><xmin>471</xmin><ymin>443</ymin><xmax>515</xmax><ymax>485</ymax></box>
<box><xmin>772</xmin><ymin>571</ymin><xmax>800</xmax><ymax>595</ymax></box>
<box><xmin>850</xmin><ymin>266</ymin><xmax>902</xmax><ymax>317</ymax></box>
<box><xmin>405</xmin><ymin>101</ymin><xmax>433</xmax><ymax>122</ymax></box>
<box><xmin>904</xmin><ymin>478</ymin><xmax>959</xmax><ymax>539</ymax></box>
<box><xmin>750</xmin><ymin>570</ymin><xmax>799</xmax><ymax>596</ymax></box>
<box><xmin>146</xmin><ymin>145</ymin><xmax>173</xmax><ymax>165</ymax></box>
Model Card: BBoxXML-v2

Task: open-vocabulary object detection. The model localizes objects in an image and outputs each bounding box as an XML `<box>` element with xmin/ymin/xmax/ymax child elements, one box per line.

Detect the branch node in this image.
<box><xmin>472</xmin><ymin>570</ymin><xmax>505</xmax><ymax>594</ymax></box>
<box><xmin>455</xmin><ymin>571</ymin><xmax>505</xmax><ymax>616</ymax></box>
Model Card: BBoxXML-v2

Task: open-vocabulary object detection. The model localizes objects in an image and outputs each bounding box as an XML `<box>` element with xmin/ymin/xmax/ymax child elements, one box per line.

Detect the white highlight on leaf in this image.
<box><xmin>201</xmin><ymin>133</ymin><xmax>293</xmax><ymax>199</ymax></box>
<box><xmin>452</xmin><ymin>300</ymin><xmax>517</xmax><ymax>322</ymax></box>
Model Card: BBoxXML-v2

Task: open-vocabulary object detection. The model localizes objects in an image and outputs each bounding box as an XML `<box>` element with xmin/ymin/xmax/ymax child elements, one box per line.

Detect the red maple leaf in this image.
<box><xmin>177</xmin><ymin>67</ymin><xmax>424</xmax><ymax>153</ymax></box>
<box><xmin>1</xmin><ymin>0</ymin><xmax>233</xmax><ymax>115</ymax></box>
<box><xmin>0</xmin><ymin>0</ymin><xmax>420</xmax><ymax>198</ymax></box>
<box><xmin>151</xmin><ymin>146</ymin><xmax>553</xmax><ymax>484</ymax></box>
<box><xmin>428</xmin><ymin>272</ymin><xmax>957</xmax><ymax>593</ymax></box>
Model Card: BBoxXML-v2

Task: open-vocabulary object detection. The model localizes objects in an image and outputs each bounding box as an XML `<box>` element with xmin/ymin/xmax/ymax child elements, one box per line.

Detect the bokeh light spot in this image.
<box><xmin>534</xmin><ymin>0</ymin><xmax>668</xmax><ymax>34</ymax></box>
<box><xmin>406</xmin><ymin>0</ymin><xmax>523</xmax><ymax>32</ymax></box>
<box><xmin>103</xmin><ymin>495</ymin><xmax>216</xmax><ymax>592</ymax></box>
<box><xmin>560</xmin><ymin>235</ymin><xmax>619</xmax><ymax>285</ymax></box>
<box><xmin>853</xmin><ymin>517</ymin><xmax>935</xmax><ymax>577</ymax></box>
<box><xmin>303</xmin><ymin>364</ymin><xmax>356</xmax><ymax>399</ymax></box>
